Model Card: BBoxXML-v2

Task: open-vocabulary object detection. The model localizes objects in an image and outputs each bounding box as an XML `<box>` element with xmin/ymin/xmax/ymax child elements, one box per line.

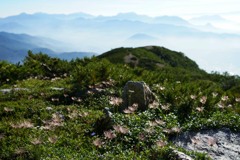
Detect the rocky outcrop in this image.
<box><xmin>122</xmin><ymin>81</ymin><xmax>156</xmax><ymax>111</ymax></box>
<box><xmin>124</xmin><ymin>53</ymin><xmax>139</xmax><ymax>67</ymax></box>
<box><xmin>171</xmin><ymin>148</ymin><xmax>193</xmax><ymax>160</ymax></box>
<box><xmin>173</xmin><ymin>128</ymin><xmax>240</xmax><ymax>160</ymax></box>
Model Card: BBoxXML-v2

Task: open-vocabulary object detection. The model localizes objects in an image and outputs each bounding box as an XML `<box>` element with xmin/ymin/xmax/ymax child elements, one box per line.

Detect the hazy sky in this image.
<box><xmin>1</xmin><ymin>0</ymin><xmax>240</xmax><ymax>75</ymax></box>
<box><xmin>0</xmin><ymin>0</ymin><xmax>240</xmax><ymax>18</ymax></box>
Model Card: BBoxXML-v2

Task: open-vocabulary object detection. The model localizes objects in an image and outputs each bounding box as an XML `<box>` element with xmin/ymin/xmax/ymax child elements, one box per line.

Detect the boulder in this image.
<box><xmin>122</xmin><ymin>81</ymin><xmax>156</xmax><ymax>111</ymax></box>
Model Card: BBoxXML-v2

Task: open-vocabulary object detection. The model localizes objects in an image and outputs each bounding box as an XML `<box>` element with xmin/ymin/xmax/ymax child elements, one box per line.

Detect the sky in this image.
<box><xmin>0</xmin><ymin>0</ymin><xmax>240</xmax><ymax>18</ymax></box>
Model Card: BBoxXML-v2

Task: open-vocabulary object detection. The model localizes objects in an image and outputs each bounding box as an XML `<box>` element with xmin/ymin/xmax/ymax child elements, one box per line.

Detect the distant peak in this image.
<box><xmin>128</xmin><ymin>33</ymin><xmax>157</xmax><ymax>41</ymax></box>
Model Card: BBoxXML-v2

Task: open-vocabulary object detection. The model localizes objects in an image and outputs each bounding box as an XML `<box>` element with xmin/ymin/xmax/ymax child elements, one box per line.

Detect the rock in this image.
<box><xmin>173</xmin><ymin>128</ymin><xmax>240</xmax><ymax>160</ymax></box>
<box><xmin>0</xmin><ymin>89</ymin><xmax>11</xmax><ymax>94</ymax></box>
<box><xmin>171</xmin><ymin>148</ymin><xmax>193</xmax><ymax>160</ymax></box>
<box><xmin>124</xmin><ymin>53</ymin><xmax>139</xmax><ymax>67</ymax></box>
<box><xmin>122</xmin><ymin>81</ymin><xmax>156</xmax><ymax>111</ymax></box>
<box><xmin>0</xmin><ymin>88</ymin><xmax>29</xmax><ymax>94</ymax></box>
<box><xmin>51</xmin><ymin>87</ymin><xmax>64</xmax><ymax>91</ymax></box>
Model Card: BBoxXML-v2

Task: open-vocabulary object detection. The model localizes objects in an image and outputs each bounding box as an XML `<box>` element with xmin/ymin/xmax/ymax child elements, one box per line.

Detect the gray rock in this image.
<box><xmin>0</xmin><ymin>89</ymin><xmax>11</xmax><ymax>94</ymax></box>
<box><xmin>0</xmin><ymin>88</ymin><xmax>29</xmax><ymax>94</ymax></box>
<box><xmin>50</xmin><ymin>87</ymin><xmax>64</xmax><ymax>91</ymax></box>
<box><xmin>173</xmin><ymin>128</ymin><xmax>240</xmax><ymax>160</ymax></box>
<box><xmin>122</xmin><ymin>81</ymin><xmax>156</xmax><ymax>111</ymax></box>
<box><xmin>171</xmin><ymin>148</ymin><xmax>194</xmax><ymax>160</ymax></box>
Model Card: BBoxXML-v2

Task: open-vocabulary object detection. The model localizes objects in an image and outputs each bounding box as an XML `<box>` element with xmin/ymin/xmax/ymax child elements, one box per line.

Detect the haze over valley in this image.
<box><xmin>0</xmin><ymin>1</ymin><xmax>240</xmax><ymax>75</ymax></box>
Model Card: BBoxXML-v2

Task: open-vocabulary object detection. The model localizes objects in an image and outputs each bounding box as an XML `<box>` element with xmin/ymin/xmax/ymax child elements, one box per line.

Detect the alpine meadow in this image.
<box><xmin>1</xmin><ymin>0</ymin><xmax>240</xmax><ymax>159</ymax></box>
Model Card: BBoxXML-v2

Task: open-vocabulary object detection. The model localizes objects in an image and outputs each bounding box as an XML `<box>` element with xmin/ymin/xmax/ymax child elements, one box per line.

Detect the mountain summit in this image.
<box><xmin>99</xmin><ymin>46</ymin><xmax>199</xmax><ymax>71</ymax></box>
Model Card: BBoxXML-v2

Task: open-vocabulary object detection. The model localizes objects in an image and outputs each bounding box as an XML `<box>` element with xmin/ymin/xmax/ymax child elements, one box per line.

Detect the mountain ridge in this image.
<box><xmin>0</xmin><ymin>32</ymin><xmax>95</xmax><ymax>63</ymax></box>
<box><xmin>98</xmin><ymin>46</ymin><xmax>200</xmax><ymax>72</ymax></box>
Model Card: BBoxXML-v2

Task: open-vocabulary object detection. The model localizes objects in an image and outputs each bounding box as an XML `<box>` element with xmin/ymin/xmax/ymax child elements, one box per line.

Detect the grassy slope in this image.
<box><xmin>99</xmin><ymin>46</ymin><xmax>200</xmax><ymax>71</ymax></box>
<box><xmin>0</xmin><ymin>48</ymin><xmax>240</xmax><ymax>159</ymax></box>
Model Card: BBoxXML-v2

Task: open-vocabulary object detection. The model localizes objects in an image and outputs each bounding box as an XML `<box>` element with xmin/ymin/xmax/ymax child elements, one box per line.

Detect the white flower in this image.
<box><xmin>109</xmin><ymin>97</ymin><xmax>123</xmax><ymax>106</ymax></box>
<box><xmin>200</xmin><ymin>96</ymin><xmax>207</xmax><ymax>104</ymax></box>
<box><xmin>235</xmin><ymin>98</ymin><xmax>240</xmax><ymax>102</ymax></box>
<box><xmin>190</xmin><ymin>95</ymin><xmax>197</xmax><ymax>100</ymax></box>
<box><xmin>104</xmin><ymin>130</ymin><xmax>116</xmax><ymax>140</ymax></box>
<box><xmin>156</xmin><ymin>140</ymin><xmax>167</xmax><ymax>147</ymax></box>
<box><xmin>149</xmin><ymin>101</ymin><xmax>159</xmax><ymax>109</ymax></box>
<box><xmin>196</xmin><ymin>107</ymin><xmax>204</xmax><ymax>112</ymax></box>
<box><xmin>93</xmin><ymin>138</ymin><xmax>104</xmax><ymax>148</ymax></box>
<box><xmin>217</xmin><ymin>102</ymin><xmax>225</xmax><ymax>109</ymax></box>
<box><xmin>212</xmin><ymin>92</ymin><xmax>218</xmax><ymax>98</ymax></box>
<box><xmin>221</xmin><ymin>96</ymin><xmax>229</xmax><ymax>101</ymax></box>
<box><xmin>113</xmin><ymin>125</ymin><xmax>129</xmax><ymax>134</ymax></box>
<box><xmin>161</xmin><ymin>103</ymin><xmax>171</xmax><ymax>110</ymax></box>
<box><xmin>159</xmin><ymin>86</ymin><xmax>165</xmax><ymax>91</ymax></box>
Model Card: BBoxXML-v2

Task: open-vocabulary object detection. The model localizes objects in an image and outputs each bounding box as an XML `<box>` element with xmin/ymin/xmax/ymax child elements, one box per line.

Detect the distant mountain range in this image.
<box><xmin>0</xmin><ymin>12</ymin><xmax>240</xmax><ymax>74</ymax></box>
<box><xmin>190</xmin><ymin>15</ymin><xmax>230</xmax><ymax>25</ymax></box>
<box><xmin>0</xmin><ymin>12</ymin><xmax>239</xmax><ymax>50</ymax></box>
<box><xmin>0</xmin><ymin>32</ymin><xmax>95</xmax><ymax>63</ymax></box>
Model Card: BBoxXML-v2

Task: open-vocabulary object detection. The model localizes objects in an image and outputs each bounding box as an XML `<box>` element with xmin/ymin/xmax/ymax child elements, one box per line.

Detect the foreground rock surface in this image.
<box><xmin>173</xmin><ymin>128</ymin><xmax>240</xmax><ymax>160</ymax></box>
<box><xmin>122</xmin><ymin>81</ymin><xmax>156</xmax><ymax>111</ymax></box>
<box><xmin>171</xmin><ymin>148</ymin><xmax>193</xmax><ymax>160</ymax></box>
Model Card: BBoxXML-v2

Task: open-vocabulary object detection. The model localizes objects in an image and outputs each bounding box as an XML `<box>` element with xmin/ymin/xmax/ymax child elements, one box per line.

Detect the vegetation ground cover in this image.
<box><xmin>0</xmin><ymin>47</ymin><xmax>240</xmax><ymax>159</ymax></box>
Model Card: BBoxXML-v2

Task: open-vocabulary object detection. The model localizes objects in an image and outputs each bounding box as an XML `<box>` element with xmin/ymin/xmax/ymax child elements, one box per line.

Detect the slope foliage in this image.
<box><xmin>99</xmin><ymin>46</ymin><xmax>200</xmax><ymax>71</ymax></box>
<box><xmin>0</xmin><ymin>48</ymin><xmax>240</xmax><ymax>159</ymax></box>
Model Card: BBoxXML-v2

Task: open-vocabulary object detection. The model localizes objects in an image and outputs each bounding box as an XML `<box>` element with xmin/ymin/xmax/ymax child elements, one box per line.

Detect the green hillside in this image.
<box><xmin>0</xmin><ymin>48</ymin><xmax>240</xmax><ymax>159</ymax></box>
<box><xmin>99</xmin><ymin>46</ymin><xmax>200</xmax><ymax>71</ymax></box>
